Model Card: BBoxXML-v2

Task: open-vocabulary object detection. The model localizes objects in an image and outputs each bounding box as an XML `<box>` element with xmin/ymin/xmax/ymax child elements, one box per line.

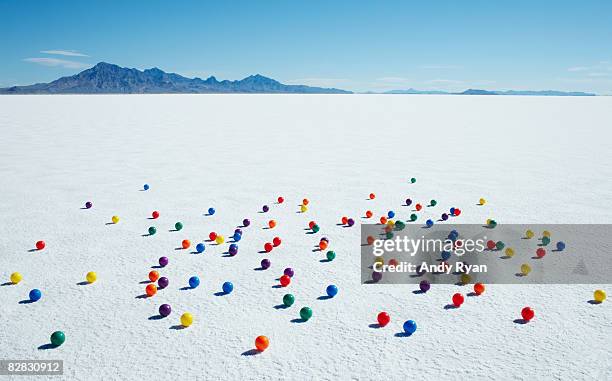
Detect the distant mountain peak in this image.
<box><xmin>0</xmin><ymin>63</ymin><xmax>351</xmax><ymax>94</ymax></box>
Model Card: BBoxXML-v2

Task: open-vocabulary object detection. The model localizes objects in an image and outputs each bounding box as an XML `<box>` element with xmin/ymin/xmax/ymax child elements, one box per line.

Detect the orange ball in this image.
<box><xmin>145</xmin><ymin>284</ymin><xmax>157</xmax><ymax>297</ymax></box>
<box><xmin>148</xmin><ymin>271</ymin><xmax>159</xmax><ymax>282</ymax></box>
<box><xmin>302</xmin><ymin>198</ymin><xmax>309</xmax><ymax>206</ymax></box>
<box><xmin>365</xmin><ymin>210</ymin><xmax>373</xmax><ymax>218</ymax></box>
<box><xmin>255</xmin><ymin>335</ymin><xmax>269</xmax><ymax>351</ymax></box>
<box><xmin>182</xmin><ymin>239</ymin><xmax>191</xmax><ymax>249</ymax></box>
<box><xmin>341</xmin><ymin>216</ymin><xmax>348</xmax><ymax>225</ymax></box>
<box><xmin>367</xmin><ymin>235</ymin><xmax>375</xmax><ymax>245</ymax></box>
<box><xmin>268</xmin><ymin>220</ymin><xmax>277</xmax><ymax>229</ymax></box>
<box><xmin>319</xmin><ymin>240</ymin><xmax>328</xmax><ymax>251</ymax></box>
<box><xmin>380</xmin><ymin>216</ymin><xmax>388</xmax><ymax>224</ymax></box>
<box><xmin>369</xmin><ymin>193</ymin><xmax>376</xmax><ymax>200</ymax></box>
<box><xmin>474</xmin><ymin>283</ymin><xmax>485</xmax><ymax>295</ymax></box>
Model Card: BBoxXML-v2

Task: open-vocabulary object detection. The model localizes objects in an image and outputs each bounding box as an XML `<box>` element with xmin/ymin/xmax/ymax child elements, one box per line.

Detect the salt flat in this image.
<box><xmin>0</xmin><ymin>95</ymin><xmax>611</xmax><ymax>380</ymax></box>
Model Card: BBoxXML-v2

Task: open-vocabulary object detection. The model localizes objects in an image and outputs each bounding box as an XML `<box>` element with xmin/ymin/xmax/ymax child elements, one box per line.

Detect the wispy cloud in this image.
<box><xmin>23</xmin><ymin>57</ymin><xmax>90</xmax><ymax>69</ymax></box>
<box><xmin>424</xmin><ymin>79</ymin><xmax>464</xmax><ymax>85</ymax></box>
<box><xmin>40</xmin><ymin>50</ymin><xmax>89</xmax><ymax>57</ymax></box>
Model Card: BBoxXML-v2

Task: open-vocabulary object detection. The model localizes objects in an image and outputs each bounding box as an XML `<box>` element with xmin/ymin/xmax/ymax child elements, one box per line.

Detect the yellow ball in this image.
<box><xmin>181</xmin><ymin>313</ymin><xmax>194</xmax><ymax>327</ymax></box>
<box><xmin>460</xmin><ymin>273</ymin><xmax>471</xmax><ymax>285</ymax></box>
<box><xmin>520</xmin><ymin>263</ymin><xmax>531</xmax><ymax>275</ymax></box>
<box><xmin>300</xmin><ymin>205</ymin><xmax>308</xmax><ymax>213</ymax></box>
<box><xmin>86</xmin><ymin>271</ymin><xmax>97</xmax><ymax>283</ymax></box>
<box><xmin>505</xmin><ymin>248</ymin><xmax>515</xmax><ymax>257</ymax></box>
<box><xmin>479</xmin><ymin>198</ymin><xmax>486</xmax><ymax>205</ymax></box>
<box><xmin>525</xmin><ymin>230</ymin><xmax>534</xmax><ymax>239</ymax></box>
<box><xmin>387</xmin><ymin>220</ymin><xmax>395</xmax><ymax>227</ymax></box>
<box><xmin>542</xmin><ymin>230</ymin><xmax>551</xmax><ymax>238</ymax></box>
<box><xmin>215</xmin><ymin>235</ymin><xmax>225</xmax><ymax>245</ymax></box>
<box><xmin>111</xmin><ymin>215</ymin><xmax>120</xmax><ymax>224</ymax></box>
<box><xmin>594</xmin><ymin>290</ymin><xmax>606</xmax><ymax>303</ymax></box>
<box><xmin>10</xmin><ymin>272</ymin><xmax>22</xmax><ymax>284</ymax></box>
<box><xmin>374</xmin><ymin>257</ymin><xmax>384</xmax><ymax>266</ymax></box>
<box><xmin>486</xmin><ymin>218</ymin><xmax>491</xmax><ymax>225</ymax></box>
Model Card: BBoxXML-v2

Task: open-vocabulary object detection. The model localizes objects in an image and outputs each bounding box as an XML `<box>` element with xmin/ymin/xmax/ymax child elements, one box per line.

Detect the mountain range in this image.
<box><xmin>0</xmin><ymin>62</ymin><xmax>351</xmax><ymax>94</ymax></box>
<box><xmin>0</xmin><ymin>62</ymin><xmax>597</xmax><ymax>96</ymax></box>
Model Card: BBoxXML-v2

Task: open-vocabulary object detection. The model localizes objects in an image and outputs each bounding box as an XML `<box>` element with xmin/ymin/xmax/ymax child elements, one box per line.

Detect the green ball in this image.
<box><xmin>410</xmin><ymin>178</ymin><xmax>416</xmax><ymax>184</ymax></box>
<box><xmin>148</xmin><ymin>226</ymin><xmax>156</xmax><ymax>235</ymax></box>
<box><xmin>312</xmin><ymin>224</ymin><xmax>320</xmax><ymax>233</ymax></box>
<box><xmin>495</xmin><ymin>241</ymin><xmax>505</xmax><ymax>250</ymax></box>
<box><xmin>542</xmin><ymin>236</ymin><xmax>551</xmax><ymax>246</ymax></box>
<box><xmin>385</xmin><ymin>231</ymin><xmax>393</xmax><ymax>239</ymax></box>
<box><xmin>283</xmin><ymin>293</ymin><xmax>295</xmax><ymax>307</ymax></box>
<box><xmin>175</xmin><ymin>222</ymin><xmax>183</xmax><ymax>231</ymax></box>
<box><xmin>326</xmin><ymin>250</ymin><xmax>336</xmax><ymax>261</ymax></box>
<box><xmin>50</xmin><ymin>331</ymin><xmax>65</xmax><ymax>347</ymax></box>
<box><xmin>489</xmin><ymin>220</ymin><xmax>497</xmax><ymax>228</ymax></box>
<box><xmin>300</xmin><ymin>306</ymin><xmax>313</xmax><ymax>321</ymax></box>
<box><xmin>430</xmin><ymin>200</ymin><xmax>437</xmax><ymax>206</ymax></box>
<box><xmin>394</xmin><ymin>221</ymin><xmax>406</xmax><ymax>230</ymax></box>
<box><xmin>410</xmin><ymin>214</ymin><xmax>417</xmax><ymax>221</ymax></box>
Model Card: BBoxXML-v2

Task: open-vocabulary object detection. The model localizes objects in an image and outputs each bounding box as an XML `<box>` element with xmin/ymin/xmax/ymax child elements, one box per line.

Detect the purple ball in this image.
<box><xmin>284</xmin><ymin>267</ymin><xmax>294</xmax><ymax>278</ymax></box>
<box><xmin>243</xmin><ymin>218</ymin><xmax>250</xmax><ymax>227</ymax></box>
<box><xmin>372</xmin><ymin>271</ymin><xmax>382</xmax><ymax>282</ymax></box>
<box><xmin>229</xmin><ymin>244</ymin><xmax>238</xmax><ymax>256</ymax></box>
<box><xmin>158</xmin><ymin>277</ymin><xmax>169</xmax><ymax>289</ymax></box>
<box><xmin>262</xmin><ymin>205</ymin><xmax>269</xmax><ymax>213</ymax></box>
<box><xmin>405</xmin><ymin>198</ymin><xmax>412</xmax><ymax>206</ymax></box>
<box><xmin>260</xmin><ymin>258</ymin><xmax>271</xmax><ymax>270</ymax></box>
<box><xmin>320</xmin><ymin>237</ymin><xmax>329</xmax><ymax>243</ymax></box>
<box><xmin>159</xmin><ymin>256</ymin><xmax>169</xmax><ymax>267</ymax></box>
<box><xmin>347</xmin><ymin>218</ymin><xmax>355</xmax><ymax>227</ymax></box>
<box><xmin>85</xmin><ymin>201</ymin><xmax>92</xmax><ymax>209</ymax></box>
<box><xmin>234</xmin><ymin>228</ymin><xmax>242</xmax><ymax>236</ymax></box>
<box><xmin>419</xmin><ymin>280</ymin><xmax>430</xmax><ymax>293</ymax></box>
<box><xmin>159</xmin><ymin>303</ymin><xmax>172</xmax><ymax>317</ymax></box>
<box><xmin>441</xmin><ymin>213</ymin><xmax>449</xmax><ymax>221</ymax></box>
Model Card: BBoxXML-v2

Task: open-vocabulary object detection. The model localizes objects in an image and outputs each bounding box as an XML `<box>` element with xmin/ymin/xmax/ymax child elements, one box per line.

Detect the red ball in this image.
<box><xmin>36</xmin><ymin>240</ymin><xmax>45</xmax><ymax>250</ymax></box>
<box><xmin>454</xmin><ymin>208</ymin><xmax>462</xmax><ymax>216</ymax></box>
<box><xmin>152</xmin><ymin>211</ymin><xmax>160</xmax><ymax>219</ymax></box>
<box><xmin>369</xmin><ymin>193</ymin><xmax>376</xmax><ymax>200</ymax></box>
<box><xmin>486</xmin><ymin>240</ymin><xmax>496</xmax><ymax>250</ymax></box>
<box><xmin>377</xmin><ymin>312</ymin><xmax>390</xmax><ymax>327</ymax></box>
<box><xmin>272</xmin><ymin>237</ymin><xmax>282</xmax><ymax>247</ymax></box>
<box><xmin>521</xmin><ymin>306</ymin><xmax>535</xmax><ymax>321</ymax></box>
<box><xmin>415</xmin><ymin>204</ymin><xmax>422</xmax><ymax>211</ymax></box>
<box><xmin>277</xmin><ymin>196</ymin><xmax>284</xmax><ymax>204</ymax></box>
<box><xmin>264</xmin><ymin>242</ymin><xmax>273</xmax><ymax>253</ymax></box>
<box><xmin>365</xmin><ymin>210</ymin><xmax>373</xmax><ymax>218</ymax></box>
<box><xmin>280</xmin><ymin>275</ymin><xmax>291</xmax><ymax>287</ymax></box>
<box><xmin>341</xmin><ymin>216</ymin><xmax>348</xmax><ymax>225</ymax></box>
<box><xmin>308</xmin><ymin>221</ymin><xmax>316</xmax><ymax>229</ymax></box>
<box><xmin>452</xmin><ymin>293</ymin><xmax>464</xmax><ymax>307</ymax></box>
<box><xmin>209</xmin><ymin>232</ymin><xmax>217</xmax><ymax>241</ymax></box>
<box><xmin>473</xmin><ymin>283</ymin><xmax>485</xmax><ymax>295</ymax></box>
<box><xmin>536</xmin><ymin>248</ymin><xmax>546</xmax><ymax>258</ymax></box>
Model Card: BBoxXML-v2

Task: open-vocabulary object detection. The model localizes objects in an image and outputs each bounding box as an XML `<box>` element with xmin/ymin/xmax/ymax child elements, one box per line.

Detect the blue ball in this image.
<box><xmin>222</xmin><ymin>281</ymin><xmax>233</xmax><ymax>294</ymax></box>
<box><xmin>196</xmin><ymin>243</ymin><xmax>205</xmax><ymax>253</ymax></box>
<box><xmin>441</xmin><ymin>251</ymin><xmax>451</xmax><ymax>261</ymax></box>
<box><xmin>449</xmin><ymin>207</ymin><xmax>455</xmax><ymax>215</ymax></box>
<box><xmin>556</xmin><ymin>241</ymin><xmax>566</xmax><ymax>251</ymax></box>
<box><xmin>403</xmin><ymin>320</ymin><xmax>417</xmax><ymax>336</ymax></box>
<box><xmin>387</xmin><ymin>211</ymin><xmax>395</xmax><ymax>219</ymax></box>
<box><xmin>233</xmin><ymin>233</ymin><xmax>242</xmax><ymax>242</ymax></box>
<box><xmin>326</xmin><ymin>285</ymin><xmax>338</xmax><ymax>297</ymax></box>
<box><xmin>189</xmin><ymin>276</ymin><xmax>200</xmax><ymax>289</ymax></box>
<box><xmin>29</xmin><ymin>289</ymin><xmax>42</xmax><ymax>302</ymax></box>
<box><xmin>143</xmin><ymin>184</ymin><xmax>150</xmax><ymax>190</ymax></box>
<box><xmin>208</xmin><ymin>207</ymin><xmax>215</xmax><ymax>215</ymax></box>
<box><xmin>426</xmin><ymin>219</ymin><xmax>434</xmax><ymax>228</ymax></box>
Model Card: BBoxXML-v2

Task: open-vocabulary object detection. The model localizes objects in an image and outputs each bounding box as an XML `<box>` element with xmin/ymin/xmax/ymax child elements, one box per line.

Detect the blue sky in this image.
<box><xmin>1</xmin><ymin>0</ymin><xmax>611</xmax><ymax>93</ymax></box>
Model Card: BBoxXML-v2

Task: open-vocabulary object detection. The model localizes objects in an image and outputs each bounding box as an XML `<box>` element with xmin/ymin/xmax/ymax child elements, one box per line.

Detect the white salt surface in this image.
<box><xmin>0</xmin><ymin>95</ymin><xmax>611</xmax><ymax>380</ymax></box>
